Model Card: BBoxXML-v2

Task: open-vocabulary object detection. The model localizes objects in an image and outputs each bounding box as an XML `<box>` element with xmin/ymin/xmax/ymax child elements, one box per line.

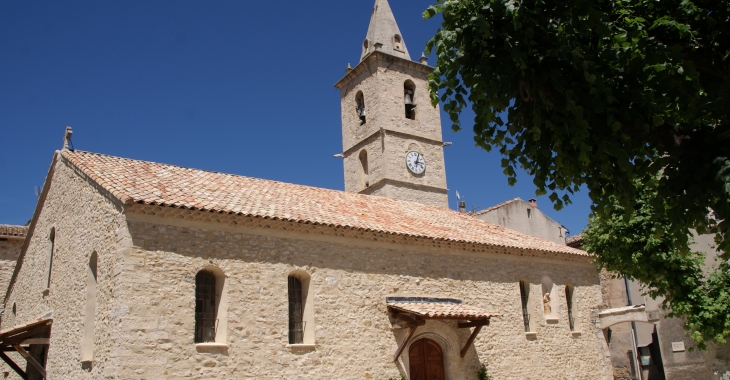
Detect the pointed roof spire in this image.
<box><xmin>360</xmin><ymin>0</ymin><xmax>411</xmax><ymax>62</ymax></box>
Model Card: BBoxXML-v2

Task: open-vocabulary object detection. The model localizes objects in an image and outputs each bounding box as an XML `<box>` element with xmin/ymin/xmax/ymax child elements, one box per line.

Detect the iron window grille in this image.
<box><xmin>519</xmin><ymin>281</ymin><xmax>531</xmax><ymax>332</ymax></box>
<box><xmin>288</xmin><ymin>275</ymin><xmax>304</xmax><ymax>344</ymax></box>
<box><xmin>195</xmin><ymin>271</ymin><xmax>217</xmax><ymax>343</ymax></box>
<box><xmin>566</xmin><ymin>286</ymin><xmax>575</xmax><ymax>331</ymax></box>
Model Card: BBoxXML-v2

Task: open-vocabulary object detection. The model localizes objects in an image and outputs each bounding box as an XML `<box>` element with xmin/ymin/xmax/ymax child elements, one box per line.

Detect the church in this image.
<box><xmin>0</xmin><ymin>1</ymin><xmax>615</xmax><ymax>379</ymax></box>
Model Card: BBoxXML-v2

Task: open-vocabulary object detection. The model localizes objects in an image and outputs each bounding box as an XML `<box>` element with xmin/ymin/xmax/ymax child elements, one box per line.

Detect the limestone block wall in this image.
<box><xmin>343</xmin><ymin>134</ymin><xmax>385</xmax><ymax>193</ymax></box>
<box><xmin>112</xmin><ymin>215</ymin><xmax>612</xmax><ymax>380</ymax></box>
<box><xmin>383</xmin><ymin>134</ymin><xmax>446</xmax><ymax>190</ymax></box>
<box><xmin>0</xmin><ymin>239</ymin><xmax>23</xmax><ymax>300</ymax></box>
<box><xmin>338</xmin><ymin>53</ymin><xmax>441</xmax><ymax>152</ymax></box>
<box><xmin>3</xmin><ymin>155</ymin><xmax>128</xmax><ymax>380</ymax></box>
<box><xmin>364</xmin><ymin>182</ymin><xmax>448</xmax><ymax>209</ymax></box>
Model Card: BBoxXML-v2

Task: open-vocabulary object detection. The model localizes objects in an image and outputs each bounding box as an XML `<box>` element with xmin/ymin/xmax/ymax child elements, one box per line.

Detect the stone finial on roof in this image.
<box><xmin>360</xmin><ymin>0</ymin><xmax>411</xmax><ymax>62</ymax></box>
<box><xmin>419</xmin><ymin>52</ymin><xmax>428</xmax><ymax>65</ymax></box>
<box><xmin>63</xmin><ymin>126</ymin><xmax>73</xmax><ymax>151</ymax></box>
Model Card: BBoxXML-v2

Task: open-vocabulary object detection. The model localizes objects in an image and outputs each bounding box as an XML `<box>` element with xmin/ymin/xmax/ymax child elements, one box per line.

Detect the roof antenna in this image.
<box><xmin>63</xmin><ymin>126</ymin><xmax>74</xmax><ymax>151</ymax></box>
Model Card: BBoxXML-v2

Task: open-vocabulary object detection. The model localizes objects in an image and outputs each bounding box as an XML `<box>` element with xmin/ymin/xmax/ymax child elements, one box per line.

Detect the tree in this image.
<box><xmin>424</xmin><ymin>0</ymin><xmax>729</xmax><ymax>346</ymax></box>
<box><xmin>583</xmin><ymin>177</ymin><xmax>730</xmax><ymax>349</ymax></box>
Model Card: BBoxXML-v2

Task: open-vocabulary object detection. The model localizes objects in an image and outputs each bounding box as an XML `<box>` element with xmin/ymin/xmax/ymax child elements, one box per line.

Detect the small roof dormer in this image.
<box><xmin>360</xmin><ymin>0</ymin><xmax>411</xmax><ymax>62</ymax></box>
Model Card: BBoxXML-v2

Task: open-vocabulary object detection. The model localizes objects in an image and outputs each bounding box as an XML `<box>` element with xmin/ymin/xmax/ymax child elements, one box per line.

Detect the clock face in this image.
<box><xmin>406</xmin><ymin>151</ymin><xmax>426</xmax><ymax>174</ymax></box>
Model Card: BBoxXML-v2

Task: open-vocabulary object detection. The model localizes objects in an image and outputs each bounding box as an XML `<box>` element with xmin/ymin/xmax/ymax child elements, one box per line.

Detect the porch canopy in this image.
<box><xmin>0</xmin><ymin>317</ymin><xmax>52</xmax><ymax>380</ymax></box>
<box><xmin>386</xmin><ymin>297</ymin><xmax>497</xmax><ymax>360</ymax></box>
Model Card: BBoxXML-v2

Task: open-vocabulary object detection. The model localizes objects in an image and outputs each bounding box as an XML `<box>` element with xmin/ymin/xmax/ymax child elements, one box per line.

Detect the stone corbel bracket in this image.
<box><xmin>598</xmin><ymin>305</ymin><xmax>652</xmax><ymax>329</ymax></box>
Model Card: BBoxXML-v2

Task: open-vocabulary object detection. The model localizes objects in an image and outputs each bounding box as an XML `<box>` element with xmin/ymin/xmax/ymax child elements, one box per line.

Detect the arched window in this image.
<box><xmin>362</xmin><ymin>39</ymin><xmax>370</xmax><ymax>57</ymax></box>
<box><xmin>404</xmin><ymin>80</ymin><xmax>416</xmax><ymax>120</ymax></box>
<box><xmin>288</xmin><ymin>271</ymin><xmax>314</xmax><ymax>345</ymax></box>
<box><xmin>80</xmin><ymin>252</ymin><xmax>98</xmax><ymax>362</ymax></box>
<box><xmin>355</xmin><ymin>91</ymin><xmax>366</xmax><ymax>125</ymax></box>
<box><xmin>195</xmin><ymin>271</ymin><xmax>216</xmax><ymax>343</ymax></box>
<box><xmin>519</xmin><ymin>280</ymin><xmax>531</xmax><ymax>332</ymax></box>
<box><xmin>565</xmin><ymin>285</ymin><xmax>575</xmax><ymax>331</ymax></box>
<box><xmin>44</xmin><ymin>228</ymin><xmax>56</xmax><ymax>290</ymax></box>
<box><xmin>394</xmin><ymin>34</ymin><xmax>403</xmax><ymax>51</ymax></box>
<box><xmin>359</xmin><ymin>150</ymin><xmax>369</xmax><ymax>189</ymax></box>
<box><xmin>194</xmin><ymin>267</ymin><xmax>227</xmax><ymax>344</ymax></box>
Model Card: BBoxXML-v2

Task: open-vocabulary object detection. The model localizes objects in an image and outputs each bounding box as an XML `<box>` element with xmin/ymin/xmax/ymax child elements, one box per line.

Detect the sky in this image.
<box><xmin>0</xmin><ymin>0</ymin><xmax>592</xmax><ymax>235</ymax></box>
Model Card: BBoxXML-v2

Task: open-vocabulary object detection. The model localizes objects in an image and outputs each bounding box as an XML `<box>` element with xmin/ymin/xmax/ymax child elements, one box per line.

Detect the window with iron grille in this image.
<box><xmin>565</xmin><ymin>285</ymin><xmax>575</xmax><ymax>331</ymax></box>
<box><xmin>288</xmin><ymin>275</ymin><xmax>304</xmax><ymax>344</ymax></box>
<box><xmin>519</xmin><ymin>281</ymin><xmax>531</xmax><ymax>332</ymax></box>
<box><xmin>195</xmin><ymin>271</ymin><xmax>216</xmax><ymax>343</ymax></box>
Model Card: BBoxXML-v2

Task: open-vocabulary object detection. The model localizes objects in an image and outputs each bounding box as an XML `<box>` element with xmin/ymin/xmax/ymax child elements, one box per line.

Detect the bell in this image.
<box><xmin>405</xmin><ymin>93</ymin><xmax>413</xmax><ymax>105</ymax></box>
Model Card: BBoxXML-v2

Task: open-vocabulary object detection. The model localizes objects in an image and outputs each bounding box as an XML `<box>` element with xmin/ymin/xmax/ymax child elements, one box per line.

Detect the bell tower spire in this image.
<box><xmin>361</xmin><ymin>0</ymin><xmax>411</xmax><ymax>61</ymax></box>
<box><xmin>334</xmin><ymin>0</ymin><xmax>449</xmax><ymax>209</ymax></box>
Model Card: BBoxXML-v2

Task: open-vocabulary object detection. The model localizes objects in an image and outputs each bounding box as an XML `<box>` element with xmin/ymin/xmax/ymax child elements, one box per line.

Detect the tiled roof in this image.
<box><xmin>0</xmin><ymin>317</ymin><xmax>52</xmax><ymax>341</ymax></box>
<box><xmin>472</xmin><ymin>198</ymin><xmax>522</xmax><ymax>216</ymax></box>
<box><xmin>0</xmin><ymin>225</ymin><xmax>27</xmax><ymax>238</ymax></box>
<box><xmin>60</xmin><ymin>150</ymin><xmax>587</xmax><ymax>256</ymax></box>
<box><xmin>566</xmin><ymin>234</ymin><xmax>584</xmax><ymax>248</ymax></box>
<box><xmin>387</xmin><ymin>301</ymin><xmax>495</xmax><ymax>320</ymax></box>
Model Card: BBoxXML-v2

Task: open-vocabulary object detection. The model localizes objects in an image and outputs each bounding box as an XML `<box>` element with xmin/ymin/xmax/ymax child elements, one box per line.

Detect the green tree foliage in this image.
<box><xmin>477</xmin><ymin>364</ymin><xmax>491</xmax><ymax>380</ymax></box>
<box><xmin>583</xmin><ymin>178</ymin><xmax>730</xmax><ymax>349</ymax></box>
<box><xmin>424</xmin><ymin>0</ymin><xmax>729</xmax><ymax>251</ymax></box>
<box><xmin>423</xmin><ymin>0</ymin><xmax>730</xmax><ymax>346</ymax></box>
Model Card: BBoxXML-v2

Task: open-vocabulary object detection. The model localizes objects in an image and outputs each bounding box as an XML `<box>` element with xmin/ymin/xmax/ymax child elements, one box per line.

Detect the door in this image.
<box><xmin>409</xmin><ymin>338</ymin><xmax>445</xmax><ymax>380</ymax></box>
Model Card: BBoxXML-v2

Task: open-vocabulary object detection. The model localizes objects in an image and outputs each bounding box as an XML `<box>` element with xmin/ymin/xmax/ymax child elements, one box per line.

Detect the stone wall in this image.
<box><xmin>0</xmin><ymin>238</ymin><xmax>23</xmax><ymax>302</ymax></box>
<box><xmin>475</xmin><ymin>200</ymin><xmax>566</xmax><ymax>245</ymax></box>
<box><xmin>338</xmin><ymin>52</ymin><xmax>448</xmax><ymax>208</ymax></box>
<box><xmin>4</xmin><ymin>154</ymin><xmax>129</xmax><ymax>380</ymax></box>
<box><xmin>109</xmin><ymin>214</ymin><xmax>612</xmax><ymax>379</ymax></box>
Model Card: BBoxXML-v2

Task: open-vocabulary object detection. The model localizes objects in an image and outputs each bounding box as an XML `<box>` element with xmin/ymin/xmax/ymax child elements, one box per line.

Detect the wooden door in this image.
<box><xmin>409</xmin><ymin>338</ymin><xmax>445</xmax><ymax>380</ymax></box>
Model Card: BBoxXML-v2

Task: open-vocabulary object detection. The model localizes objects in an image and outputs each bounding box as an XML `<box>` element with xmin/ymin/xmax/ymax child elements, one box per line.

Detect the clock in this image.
<box><xmin>406</xmin><ymin>151</ymin><xmax>426</xmax><ymax>174</ymax></box>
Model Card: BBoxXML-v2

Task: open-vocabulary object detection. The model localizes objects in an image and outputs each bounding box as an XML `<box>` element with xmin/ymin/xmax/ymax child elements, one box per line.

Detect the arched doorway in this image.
<box><xmin>409</xmin><ymin>338</ymin><xmax>445</xmax><ymax>380</ymax></box>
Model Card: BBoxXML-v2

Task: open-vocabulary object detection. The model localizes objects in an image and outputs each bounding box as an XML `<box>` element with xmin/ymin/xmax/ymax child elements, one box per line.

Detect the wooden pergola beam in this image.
<box><xmin>460</xmin><ymin>319</ymin><xmax>489</xmax><ymax>358</ymax></box>
<box><xmin>13</xmin><ymin>344</ymin><xmax>46</xmax><ymax>379</ymax></box>
<box><xmin>0</xmin><ymin>351</ymin><xmax>28</xmax><ymax>380</ymax></box>
<box><xmin>393</xmin><ymin>325</ymin><xmax>419</xmax><ymax>362</ymax></box>
<box><xmin>457</xmin><ymin>320</ymin><xmax>490</xmax><ymax>329</ymax></box>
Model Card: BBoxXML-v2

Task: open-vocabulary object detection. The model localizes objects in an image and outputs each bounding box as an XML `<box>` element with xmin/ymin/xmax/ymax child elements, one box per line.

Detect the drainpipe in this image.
<box><xmin>625</xmin><ymin>275</ymin><xmax>642</xmax><ymax>380</ymax></box>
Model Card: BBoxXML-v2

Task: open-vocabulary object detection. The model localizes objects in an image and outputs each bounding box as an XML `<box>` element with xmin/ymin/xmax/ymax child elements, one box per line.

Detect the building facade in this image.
<box><xmin>568</xmin><ymin>235</ymin><xmax>730</xmax><ymax>380</ymax></box>
<box><xmin>335</xmin><ymin>0</ymin><xmax>448</xmax><ymax>208</ymax></box>
<box><xmin>0</xmin><ymin>1</ymin><xmax>617</xmax><ymax>379</ymax></box>
<box><xmin>473</xmin><ymin>198</ymin><xmax>568</xmax><ymax>245</ymax></box>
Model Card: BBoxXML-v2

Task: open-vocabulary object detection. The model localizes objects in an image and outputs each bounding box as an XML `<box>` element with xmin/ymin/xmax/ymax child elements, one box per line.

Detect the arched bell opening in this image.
<box><xmin>355</xmin><ymin>91</ymin><xmax>366</xmax><ymax>125</ymax></box>
<box><xmin>404</xmin><ymin>80</ymin><xmax>416</xmax><ymax>120</ymax></box>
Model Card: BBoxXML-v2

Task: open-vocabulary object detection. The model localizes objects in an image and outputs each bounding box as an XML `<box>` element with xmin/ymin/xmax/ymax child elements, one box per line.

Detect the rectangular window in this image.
<box><xmin>195</xmin><ymin>271</ymin><xmax>217</xmax><ymax>343</ymax></box>
<box><xmin>565</xmin><ymin>286</ymin><xmax>575</xmax><ymax>331</ymax></box>
<box><xmin>519</xmin><ymin>281</ymin><xmax>531</xmax><ymax>332</ymax></box>
<box><xmin>288</xmin><ymin>276</ymin><xmax>304</xmax><ymax>344</ymax></box>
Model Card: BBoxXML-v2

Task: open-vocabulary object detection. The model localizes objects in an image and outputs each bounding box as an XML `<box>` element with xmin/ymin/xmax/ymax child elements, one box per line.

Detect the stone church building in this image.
<box><xmin>0</xmin><ymin>1</ymin><xmax>618</xmax><ymax>378</ymax></box>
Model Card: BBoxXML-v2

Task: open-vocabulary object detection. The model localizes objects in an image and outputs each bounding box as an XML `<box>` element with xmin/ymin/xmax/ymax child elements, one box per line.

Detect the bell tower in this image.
<box><xmin>334</xmin><ymin>0</ymin><xmax>448</xmax><ymax>208</ymax></box>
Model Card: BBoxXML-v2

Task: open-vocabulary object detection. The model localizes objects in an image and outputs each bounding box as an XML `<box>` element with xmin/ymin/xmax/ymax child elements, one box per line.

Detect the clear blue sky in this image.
<box><xmin>0</xmin><ymin>0</ymin><xmax>592</xmax><ymax>235</ymax></box>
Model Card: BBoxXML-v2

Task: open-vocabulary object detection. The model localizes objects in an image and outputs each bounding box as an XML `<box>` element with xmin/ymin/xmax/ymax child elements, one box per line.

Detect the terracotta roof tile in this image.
<box><xmin>566</xmin><ymin>234</ymin><xmax>584</xmax><ymax>248</ymax></box>
<box><xmin>388</xmin><ymin>301</ymin><xmax>495</xmax><ymax>320</ymax></box>
<box><xmin>0</xmin><ymin>225</ymin><xmax>27</xmax><ymax>238</ymax></box>
<box><xmin>61</xmin><ymin>150</ymin><xmax>587</xmax><ymax>256</ymax></box>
